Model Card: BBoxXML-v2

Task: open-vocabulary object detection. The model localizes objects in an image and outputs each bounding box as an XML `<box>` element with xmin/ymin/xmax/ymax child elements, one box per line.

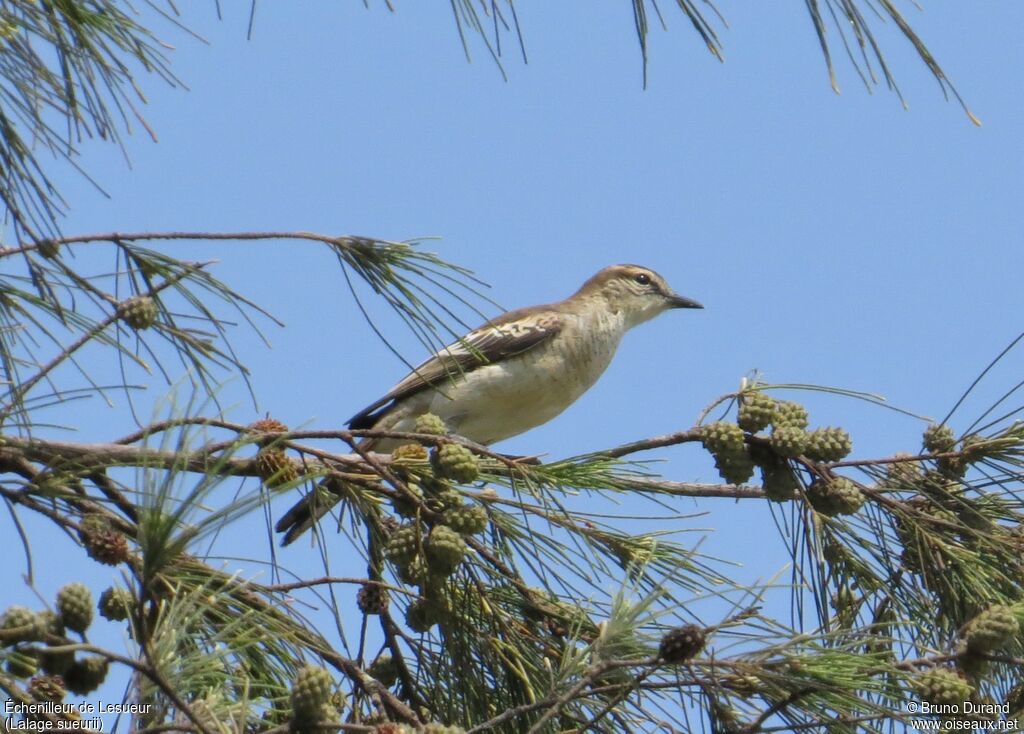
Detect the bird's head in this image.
<box><xmin>574</xmin><ymin>264</ymin><xmax>703</xmax><ymax>327</ymax></box>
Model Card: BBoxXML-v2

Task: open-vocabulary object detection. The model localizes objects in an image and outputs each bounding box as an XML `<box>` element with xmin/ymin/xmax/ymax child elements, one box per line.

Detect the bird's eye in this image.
<box><xmin>634</xmin><ymin>273</ymin><xmax>651</xmax><ymax>286</ymax></box>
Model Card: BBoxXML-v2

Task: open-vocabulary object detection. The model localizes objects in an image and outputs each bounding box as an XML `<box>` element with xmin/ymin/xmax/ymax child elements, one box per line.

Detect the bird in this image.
<box><xmin>275</xmin><ymin>263</ymin><xmax>702</xmax><ymax>544</ymax></box>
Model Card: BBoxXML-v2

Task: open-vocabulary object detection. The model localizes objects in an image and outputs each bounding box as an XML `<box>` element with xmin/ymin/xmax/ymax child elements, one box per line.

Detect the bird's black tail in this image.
<box><xmin>275</xmin><ymin>478</ymin><xmax>346</xmax><ymax>546</ymax></box>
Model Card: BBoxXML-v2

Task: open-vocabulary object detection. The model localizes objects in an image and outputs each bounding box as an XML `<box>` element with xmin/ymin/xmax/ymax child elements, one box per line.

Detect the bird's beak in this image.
<box><xmin>666</xmin><ymin>293</ymin><xmax>703</xmax><ymax>309</ymax></box>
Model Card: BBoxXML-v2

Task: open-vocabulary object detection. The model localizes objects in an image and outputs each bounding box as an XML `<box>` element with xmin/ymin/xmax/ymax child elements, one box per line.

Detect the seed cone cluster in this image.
<box><xmin>762</xmin><ymin>466</ymin><xmax>799</xmax><ymax>502</ymax></box>
<box><xmin>414</xmin><ymin>413</ymin><xmax>448</xmax><ymax>437</ymax></box>
<box><xmin>406</xmin><ymin>597</ymin><xmax>446</xmax><ymax>633</ymax></box>
<box><xmin>378</xmin><ymin>414</ymin><xmax>497</xmax><ymax>635</ymax></box>
<box><xmin>1</xmin><ymin>585</ymin><xmax>110</xmax><ymax>692</ymax></box>
<box><xmin>701</xmin><ymin>421</ymin><xmax>755</xmax><ymax>485</ymax></box>
<box><xmin>770</xmin><ymin>425</ymin><xmax>807</xmax><ymax>459</ymax></box>
<box><xmin>431</xmin><ymin>444</ymin><xmax>480</xmax><ymax>484</ymax></box>
<box><xmin>923</xmin><ymin>423</ymin><xmax>957</xmax><ymax>454</ymax></box>
<box><xmin>98</xmin><ymin>587</ymin><xmax>134</xmax><ymax>622</ymax></box>
<box><xmin>118</xmin><ymin>295</ymin><xmax>158</xmax><ymax>330</ymax></box>
<box><xmin>250</xmin><ymin>417</ymin><xmax>299</xmax><ymax>487</ymax></box>
<box><xmin>386</xmin><ymin>519</ymin><xmax>470</xmax><ymax>598</ymax></box>
<box><xmin>392</xmin><ymin>443</ymin><xmax>429</xmax><ymax>462</ymax></box>
<box><xmin>396</xmin><ymin>556</ymin><xmax>430</xmax><ymax>587</ymax></box>
<box><xmin>1</xmin><ymin>606</ymin><xmax>40</xmax><ymax>644</ymax></box>
<box><xmin>701</xmin><ymin>421</ymin><xmax>746</xmax><ymax>457</ymax></box>
<box><xmin>29</xmin><ymin>674</ymin><xmax>66</xmax><ymax>702</ymax></box>
<box><xmin>442</xmin><ymin>503</ymin><xmax>488</xmax><ymax>536</ymax></box>
<box><xmin>80</xmin><ymin>515</ymin><xmax>130</xmax><ymax>566</ymax></box>
<box><xmin>424</xmin><ymin>487</ymin><xmax>463</xmax><ymax>515</ymax></box>
<box><xmin>773</xmin><ymin>401</ymin><xmax>809</xmax><ymax>430</ymax></box>
<box><xmin>961</xmin><ymin>605</ymin><xmax>1019</xmax><ymax>654</ymax></box>
<box><xmin>659</xmin><ymin>624</ymin><xmax>706</xmax><ymax>663</ymax></box>
<box><xmin>882</xmin><ymin>425</ymin><xmax>996</xmax><ymax>520</ymax></box>
<box><xmin>290</xmin><ymin>665</ymin><xmax>337</xmax><ymax>725</ymax></box>
<box><xmin>702</xmin><ymin>390</ymin><xmax>858</xmax><ymax>515</ymax></box>
<box><xmin>37</xmin><ymin>239</ymin><xmax>61</xmax><ymax>259</ymax></box>
<box><xmin>913</xmin><ymin>668</ymin><xmax>973</xmax><ymax>707</ymax></box>
<box><xmin>256</xmin><ymin>449</ymin><xmax>299</xmax><ymax>487</ymax></box>
<box><xmin>737</xmin><ymin>391</ymin><xmax>775</xmax><ymax>433</ymax></box>
<box><xmin>385</xmin><ymin>525</ymin><xmax>421</xmax><ymax>567</ymax></box>
<box><xmin>805</xmin><ymin>477</ymin><xmax>865</xmax><ymax>517</ymax></box>
<box><xmin>64</xmin><ymin>655</ymin><xmax>109</xmax><ymax>695</ymax></box>
<box><xmin>367</xmin><ymin>655</ymin><xmax>399</xmax><ymax>687</ymax></box>
<box><xmin>56</xmin><ymin>583</ymin><xmax>93</xmax><ymax>634</ymax></box>
<box><xmin>385</xmin><ymin>501</ymin><xmax>485</xmax><ymax>601</ymax></box>
<box><xmin>425</xmin><ymin>525</ymin><xmax>467</xmax><ymax>576</ymax></box>
<box><xmin>356</xmin><ymin>583</ymin><xmax>390</xmax><ymax>615</ymax></box>
<box><xmin>389</xmin><ymin>410</ymin><xmax>489</xmax><ymax>521</ymax></box>
<box><xmin>877</xmin><ymin>423</ymin><xmax>1016</xmax><ymax>599</ymax></box>
<box><xmin>804</xmin><ymin>427</ymin><xmax>853</xmax><ymax>463</ymax></box>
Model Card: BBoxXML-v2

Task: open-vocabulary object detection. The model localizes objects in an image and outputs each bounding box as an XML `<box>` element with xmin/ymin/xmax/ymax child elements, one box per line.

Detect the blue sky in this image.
<box><xmin>5</xmin><ymin>0</ymin><xmax>1024</xmax><ymax>724</ymax></box>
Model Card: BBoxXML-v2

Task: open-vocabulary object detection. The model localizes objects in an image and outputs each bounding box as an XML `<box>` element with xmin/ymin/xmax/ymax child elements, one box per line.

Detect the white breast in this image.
<box><xmin>398</xmin><ymin>309</ymin><xmax>628</xmax><ymax>445</ymax></box>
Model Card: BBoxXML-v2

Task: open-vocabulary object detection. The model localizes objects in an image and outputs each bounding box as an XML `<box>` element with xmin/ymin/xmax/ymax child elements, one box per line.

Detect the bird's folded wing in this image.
<box><xmin>347</xmin><ymin>306</ymin><xmax>563</xmax><ymax>428</ymax></box>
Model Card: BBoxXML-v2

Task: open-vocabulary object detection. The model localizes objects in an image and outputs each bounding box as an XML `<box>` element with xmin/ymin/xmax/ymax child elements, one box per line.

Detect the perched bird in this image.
<box><xmin>276</xmin><ymin>264</ymin><xmax>702</xmax><ymax>544</ymax></box>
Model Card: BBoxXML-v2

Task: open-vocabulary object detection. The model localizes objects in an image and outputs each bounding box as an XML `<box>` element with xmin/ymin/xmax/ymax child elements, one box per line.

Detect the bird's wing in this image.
<box><xmin>347</xmin><ymin>306</ymin><xmax>563</xmax><ymax>429</ymax></box>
